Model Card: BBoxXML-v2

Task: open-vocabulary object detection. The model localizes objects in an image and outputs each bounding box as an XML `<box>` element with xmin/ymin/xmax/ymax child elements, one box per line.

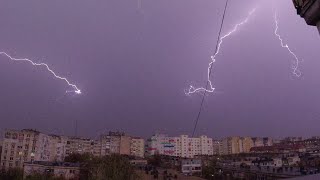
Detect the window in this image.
<box><xmin>70</xmin><ymin>170</ymin><xmax>75</xmax><ymax>174</ymax></box>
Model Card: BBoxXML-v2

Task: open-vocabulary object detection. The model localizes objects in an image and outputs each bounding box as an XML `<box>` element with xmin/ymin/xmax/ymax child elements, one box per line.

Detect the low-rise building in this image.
<box><xmin>250</xmin><ymin>144</ymin><xmax>306</xmax><ymax>153</ymax></box>
<box><xmin>180</xmin><ymin>159</ymin><xmax>202</xmax><ymax>176</ymax></box>
<box><xmin>24</xmin><ymin>161</ymin><xmax>80</xmax><ymax>180</ymax></box>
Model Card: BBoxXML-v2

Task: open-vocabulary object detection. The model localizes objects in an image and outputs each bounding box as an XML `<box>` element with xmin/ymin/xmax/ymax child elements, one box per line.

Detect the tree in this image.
<box><xmin>65</xmin><ymin>153</ymin><xmax>140</xmax><ymax>180</ymax></box>
<box><xmin>0</xmin><ymin>168</ymin><xmax>23</xmax><ymax>180</ymax></box>
<box><xmin>148</xmin><ymin>154</ymin><xmax>162</xmax><ymax>167</ymax></box>
<box><xmin>25</xmin><ymin>172</ymin><xmax>67</xmax><ymax>180</ymax></box>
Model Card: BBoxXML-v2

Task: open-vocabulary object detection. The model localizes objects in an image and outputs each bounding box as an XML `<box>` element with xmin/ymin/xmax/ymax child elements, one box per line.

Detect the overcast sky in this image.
<box><xmin>0</xmin><ymin>0</ymin><xmax>319</xmax><ymax>139</ymax></box>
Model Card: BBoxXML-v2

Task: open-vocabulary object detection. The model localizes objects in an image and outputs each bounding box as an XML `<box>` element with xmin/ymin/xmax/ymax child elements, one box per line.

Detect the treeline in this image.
<box><xmin>65</xmin><ymin>153</ymin><xmax>140</xmax><ymax>180</ymax></box>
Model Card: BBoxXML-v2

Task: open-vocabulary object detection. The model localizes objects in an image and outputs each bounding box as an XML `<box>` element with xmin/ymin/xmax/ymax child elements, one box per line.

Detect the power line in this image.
<box><xmin>192</xmin><ymin>0</ymin><xmax>230</xmax><ymax>137</ymax></box>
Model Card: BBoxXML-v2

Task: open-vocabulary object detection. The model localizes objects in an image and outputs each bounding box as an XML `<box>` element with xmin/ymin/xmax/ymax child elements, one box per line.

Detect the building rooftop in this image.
<box><xmin>24</xmin><ymin>161</ymin><xmax>80</xmax><ymax>168</ymax></box>
<box><xmin>290</xmin><ymin>173</ymin><xmax>320</xmax><ymax>180</ymax></box>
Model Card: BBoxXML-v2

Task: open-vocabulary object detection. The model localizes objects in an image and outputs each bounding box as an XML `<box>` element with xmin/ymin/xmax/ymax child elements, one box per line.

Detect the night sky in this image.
<box><xmin>0</xmin><ymin>0</ymin><xmax>319</xmax><ymax>139</ymax></box>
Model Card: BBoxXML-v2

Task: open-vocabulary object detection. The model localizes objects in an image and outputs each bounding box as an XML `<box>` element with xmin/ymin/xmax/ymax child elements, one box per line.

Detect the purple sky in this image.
<box><xmin>0</xmin><ymin>0</ymin><xmax>319</xmax><ymax>139</ymax></box>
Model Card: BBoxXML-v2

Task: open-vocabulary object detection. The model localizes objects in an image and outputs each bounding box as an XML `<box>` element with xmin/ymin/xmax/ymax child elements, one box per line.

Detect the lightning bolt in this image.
<box><xmin>186</xmin><ymin>8</ymin><xmax>256</xmax><ymax>95</ymax></box>
<box><xmin>274</xmin><ymin>12</ymin><xmax>302</xmax><ymax>77</ymax></box>
<box><xmin>0</xmin><ymin>51</ymin><xmax>81</xmax><ymax>94</ymax></box>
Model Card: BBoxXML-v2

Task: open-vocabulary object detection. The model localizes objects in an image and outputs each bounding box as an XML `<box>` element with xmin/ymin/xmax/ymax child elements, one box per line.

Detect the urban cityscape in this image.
<box><xmin>1</xmin><ymin>0</ymin><xmax>320</xmax><ymax>179</ymax></box>
<box><xmin>1</xmin><ymin>129</ymin><xmax>320</xmax><ymax>179</ymax></box>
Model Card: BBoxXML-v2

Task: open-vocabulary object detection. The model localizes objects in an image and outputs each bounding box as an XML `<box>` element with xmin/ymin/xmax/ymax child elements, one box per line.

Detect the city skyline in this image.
<box><xmin>1</xmin><ymin>0</ymin><xmax>320</xmax><ymax>139</ymax></box>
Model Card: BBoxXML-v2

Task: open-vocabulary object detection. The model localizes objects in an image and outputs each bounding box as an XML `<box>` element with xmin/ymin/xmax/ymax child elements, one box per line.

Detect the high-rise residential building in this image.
<box><xmin>98</xmin><ymin>132</ymin><xmax>145</xmax><ymax>158</ymax></box>
<box><xmin>1</xmin><ymin>129</ymin><xmax>144</xmax><ymax>169</ymax></box>
<box><xmin>252</xmin><ymin>137</ymin><xmax>264</xmax><ymax>147</ymax></box>
<box><xmin>119</xmin><ymin>136</ymin><xmax>131</xmax><ymax>155</ymax></box>
<box><xmin>65</xmin><ymin>137</ymin><xmax>100</xmax><ymax>156</ymax></box>
<box><xmin>240</xmin><ymin>137</ymin><xmax>254</xmax><ymax>153</ymax></box>
<box><xmin>0</xmin><ymin>129</ymin><xmax>53</xmax><ymax>169</ymax></box>
<box><xmin>251</xmin><ymin>137</ymin><xmax>273</xmax><ymax>147</ymax></box>
<box><xmin>146</xmin><ymin>134</ymin><xmax>213</xmax><ymax>158</ymax></box>
<box><xmin>263</xmin><ymin>137</ymin><xmax>273</xmax><ymax>146</ymax></box>
<box><xmin>213</xmin><ymin>140</ymin><xmax>223</xmax><ymax>155</ymax></box>
<box><xmin>48</xmin><ymin>135</ymin><xmax>67</xmax><ymax>162</ymax></box>
<box><xmin>221</xmin><ymin>137</ymin><xmax>251</xmax><ymax>155</ymax></box>
<box><xmin>146</xmin><ymin>134</ymin><xmax>175</xmax><ymax>156</ymax></box>
<box><xmin>221</xmin><ymin>137</ymin><xmax>241</xmax><ymax>155</ymax></box>
<box><xmin>130</xmin><ymin>137</ymin><xmax>145</xmax><ymax>158</ymax></box>
<box><xmin>220</xmin><ymin>137</ymin><xmax>273</xmax><ymax>155</ymax></box>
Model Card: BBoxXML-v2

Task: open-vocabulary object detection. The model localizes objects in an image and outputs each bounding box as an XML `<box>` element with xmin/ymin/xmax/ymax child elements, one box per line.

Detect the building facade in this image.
<box><xmin>219</xmin><ymin>137</ymin><xmax>273</xmax><ymax>155</ymax></box>
<box><xmin>1</xmin><ymin>129</ymin><xmax>53</xmax><ymax>169</ymax></box>
<box><xmin>1</xmin><ymin>129</ymin><xmax>145</xmax><ymax>169</ymax></box>
<box><xmin>24</xmin><ymin>161</ymin><xmax>80</xmax><ymax>180</ymax></box>
<box><xmin>98</xmin><ymin>132</ymin><xmax>145</xmax><ymax>157</ymax></box>
<box><xmin>146</xmin><ymin>134</ymin><xmax>213</xmax><ymax>158</ymax></box>
<box><xmin>130</xmin><ymin>137</ymin><xmax>145</xmax><ymax>158</ymax></box>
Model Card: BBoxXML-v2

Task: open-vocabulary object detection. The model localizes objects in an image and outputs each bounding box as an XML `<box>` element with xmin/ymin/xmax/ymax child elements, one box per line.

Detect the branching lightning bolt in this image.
<box><xmin>0</xmin><ymin>51</ymin><xmax>81</xmax><ymax>94</ymax></box>
<box><xmin>274</xmin><ymin>12</ymin><xmax>302</xmax><ymax>77</ymax></box>
<box><xmin>186</xmin><ymin>8</ymin><xmax>256</xmax><ymax>96</ymax></box>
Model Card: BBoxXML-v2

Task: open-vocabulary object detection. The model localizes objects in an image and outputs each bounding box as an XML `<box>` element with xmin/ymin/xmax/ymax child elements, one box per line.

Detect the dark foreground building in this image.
<box><xmin>293</xmin><ymin>0</ymin><xmax>320</xmax><ymax>34</ymax></box>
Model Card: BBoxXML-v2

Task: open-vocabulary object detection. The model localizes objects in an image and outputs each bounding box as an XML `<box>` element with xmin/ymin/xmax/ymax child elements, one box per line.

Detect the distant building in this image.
<box><xmin>180</xmin><ymin>159</ymin><xmax>202</xmax><ymax>176</ymax></box>
<box><xmin>219</xmin><ymin>137</ymin><xmax>272</xmax><ymax>155</ymax></box>
<box><xmin>252</xmin><ymin>137</ymin><xmax>264</xmax><ymax>147</ymax></box>
<box><xmin>130</xmin><ymin>137</ymin><xmax>145</xmax><ymax>158</ymax></box>
<box><xmin>240</xmin><ymin>137</ymin><xmax>254</xmax><ymax>153</ymax></box>
<box><xmin>119</xmin><ymin>135</ymin><xmax>131</xmax><ymax>155</ymax></box>
<box><xmin>1</xmin><ymin>129</ymin><xmax>53</xmax><ymax>169</ymax></box>
<box><xmin>213</xmin><ymin>140</ymin><xmax>223</xmax><ymax>155</ymax></box>
<box><xmin>146</xmin><ymin>134</ymin><xmax>175</xmax><ymax>156</ymax></box>
<box><xmin>49</xmin><ymin>135</ymin><xmax>67</xmax><ymax>162</ymax></box>
<box><xmin>146</xmin><ymin>134</ymin><xmax>213</xmax><ymax>158</ymax></box>
<box><xmin>64</xmin><ymin>137</ymin><xmax>100</xmax><ymax>156</ymax></box>
<box><xmin>263</xmin><ymin>137</ymin><xmax>273</xmax><ymax>146</ymax></box>
<box><xmin>222</xmin><ymin>137</ymin><xmax>241</xmax><ymax>155</ymax></box>
<box><xmin>98</xmin><ymin>132</ymin><xmax>145</xmax><ymax>157</ymax></box>
<box><xmin>283</xmin><ymin>137</ymin><xmax>303</xmax><ymax>143</ymax></box>
<box><xmin>1</xmin><ymin>129</ymin><xmax>144</xmax><ymax>169</ymax></box>
<box><xmin>24</xmin><ymin>161</ymin><xmax>80</xmax><ymax>180</ymax></box>
<box><xmin>250</xmin><ymin>144</ymin><xmax>306</xmax><ymax>153</ymax></box>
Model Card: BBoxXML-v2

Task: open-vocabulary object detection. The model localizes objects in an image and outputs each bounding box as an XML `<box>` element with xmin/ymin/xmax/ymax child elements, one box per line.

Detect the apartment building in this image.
<box><xmin>213</xmin><ymin>140</ymin><xmax>223</xmax><ymax>155</ymax></box>
<box><xmin>218</xmin><ymin>137</ymin><xmax>273</xmax><ymax>155</ymax></box>
<box><xmin>0</xmin><ymin>129</ymin><xmax>52</xmax><ymax>168</ymax></box>
<box><xmin>98</xmin><ymin>132</ymin><xmax>145</xmax><ymax>157</ymax></box>
<box><xmin>240</xmin><ymin>137</ymin><xmax>254</xmax><ymax>153</ymax></box>
<box><xmin>221</xmin><ymin>137</ymin><xmax>241</xmax><ymax>155</ymax></box>
<box><xmin>146</xmin><ymin>134</ymin><xmax>213</xmax><ymax>158</ymax></box>
<box><xmin>146</xmin><ymin>134</ymin><xmax>175</xmax><ymax>156</ymax></box>
<box><xmin>48</xmin><ymin>135</ymin><xmax>67</xmax><ymax>162</ymax></box>
<box><xmin>65</xmin><ymin>137</ymin><xmax>101</xmax><ymax>156</ymax></box>
<box><xmin>130</xmin><ymin>137</ymin><xmax>145</xmax><ymax>158</ymax></box>
<box><xmin>1</xmin><ymin>129</ymin><xmax>145</xmax><ymax>169</ymax></box>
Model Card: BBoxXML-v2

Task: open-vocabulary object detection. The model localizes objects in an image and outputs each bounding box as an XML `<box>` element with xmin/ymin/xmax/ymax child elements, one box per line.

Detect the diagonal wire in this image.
<box><xmin>192</xmin><ymin>0</ymin><xmax>229</xmax><ymax>137</ymax></box>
